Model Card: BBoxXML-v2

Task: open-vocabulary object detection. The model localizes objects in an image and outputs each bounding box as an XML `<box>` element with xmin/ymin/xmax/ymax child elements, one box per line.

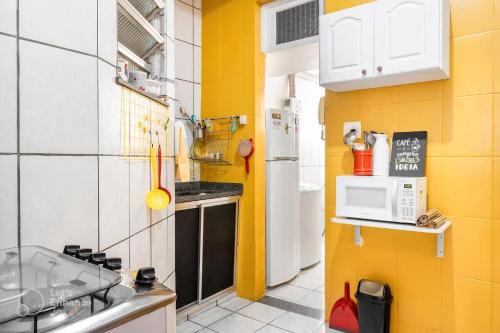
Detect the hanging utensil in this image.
<box><xmin>146</xmin><ymin>145</ymin><xmax>169</xmax><ymax>210</ymax></box>
<box><xmin>238</xmin><ymin>139</ymin><xmax>255</xmax><ymax>175</ymax></box>
<box><xmin>157</xmin><ymin>144</ymin><xmax>172</xmax><ymax>204</ymax></box>
<box><xmin>230</xmin><ymin>116</ymin><xmax>238</xmax><ymax>133</ymax></box>
<box><xmin>366</xmin><ymin>131</ymin><xmax>377</xmax><ymax>149</ymax></box>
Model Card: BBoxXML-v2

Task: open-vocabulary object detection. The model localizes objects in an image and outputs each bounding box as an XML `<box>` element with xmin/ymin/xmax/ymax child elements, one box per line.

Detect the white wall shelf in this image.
<box><xmin>331</xmin><ymin>217</ymin><xmax>452</xmax><ymax>258</ymax></box>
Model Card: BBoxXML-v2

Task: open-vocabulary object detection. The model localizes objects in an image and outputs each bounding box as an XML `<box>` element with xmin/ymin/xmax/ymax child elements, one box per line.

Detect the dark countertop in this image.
<box><xmin>175</xmin><ymin>181</ymin><xmax>243</xmax><ymax>203</ymax></box>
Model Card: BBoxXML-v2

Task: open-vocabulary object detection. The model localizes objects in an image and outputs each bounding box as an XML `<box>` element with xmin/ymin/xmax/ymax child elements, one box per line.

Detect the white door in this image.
<box><xmin>266</xmin><ymin>161</ymin><xmax>300</xmax><ymax>286</ymax></box>
<box><xmin>374</xmin><ymin>0</ymin><xmax>440</xmax><ymax>76</ymax></box>
<box><xmin>319</xmin><ymin>3</ymin><xmax>374</xmax><ymax>84</ymax></box>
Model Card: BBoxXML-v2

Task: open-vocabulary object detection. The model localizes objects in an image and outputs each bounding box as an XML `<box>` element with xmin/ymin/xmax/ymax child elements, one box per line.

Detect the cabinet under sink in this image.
<box><xmin>175</xmin><ymin>196</ymin><xmax>239</xmax><ymax>311</ymax></box>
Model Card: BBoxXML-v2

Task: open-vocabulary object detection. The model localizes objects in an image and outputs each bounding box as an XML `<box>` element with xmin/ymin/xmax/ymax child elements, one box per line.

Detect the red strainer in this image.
<box><xmin>238</xmin><ymin>139</ymin><xmax>254</xmax><ymax>175</ymax></box>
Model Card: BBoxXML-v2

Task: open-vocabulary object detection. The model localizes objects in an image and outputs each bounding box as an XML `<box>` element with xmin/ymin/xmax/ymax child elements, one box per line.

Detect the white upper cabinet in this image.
<box><xmin>320</xmin><ymin>0</ymin><xmax>450</xmax><ymax>92</ymax></box>
<box><xmin>320</xmin><ymin>3</ymin><xmax>373</xmax><ymax>83</ymax></box>
<box><xmin>374</xmin><ymin>0</ymin><xmax>439</xmax><ymax>75</ymax></box>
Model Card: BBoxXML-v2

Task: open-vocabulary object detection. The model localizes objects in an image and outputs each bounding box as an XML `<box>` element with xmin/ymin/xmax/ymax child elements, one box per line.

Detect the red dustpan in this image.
<box><xmin>329</xmin><ymin>282</ymin><xmax>359</xmax><ymax>333</ymax></box>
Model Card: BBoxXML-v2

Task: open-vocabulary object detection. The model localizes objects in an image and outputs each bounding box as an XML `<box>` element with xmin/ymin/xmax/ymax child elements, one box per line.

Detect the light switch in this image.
<box><xmin>343</xmin><ymin>121</ymin><xmax>361</xmax><ymax>138</ymax></box>
<box><xmin>239</xmin><ymin>115</ymin><xmax>247</xmax><ymax>125</ymax></box>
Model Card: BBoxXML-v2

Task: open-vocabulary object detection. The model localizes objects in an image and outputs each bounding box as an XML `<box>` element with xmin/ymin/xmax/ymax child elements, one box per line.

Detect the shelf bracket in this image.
<box><xmin>437</xmin><ymin>232</ymin><xmax>444</xmax><ymax>258</ymax></box>
<box><xmin>354</xmin><ymin>226</ymin><xmax>364</xmax><ymax>247</ymax></box>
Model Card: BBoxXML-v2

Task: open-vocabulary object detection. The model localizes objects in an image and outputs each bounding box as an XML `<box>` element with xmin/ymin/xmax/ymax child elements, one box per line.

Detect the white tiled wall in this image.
<box><xmin>19</xmin><ymin>0</ymin><xmax>98</xmax><ymax>55</ymax></box>
<box><xmin>0</xmin><ymin>0</ymin><xmax>176</xmax><ymax>291</ymax></box>
<box><xmin>20</xmin><ymin>155</ymin><xmax>99</xmax><ymax>251</ymax></box>
<box><xmin>0</xmin><ymin>34</ymin><xmax>17</xmax><ymax>153</ymax></box>
<box><xmin>19</xmin><ymin>41</ymin><xmax>98</xmax><ymax>154</ymax></box>
<box><xmin>0</xmin><ymin>155</ymin><xmax>18</xmax><ymax>249</ymax></box>
<box><xmin>0</xmin><ymin>0</ymin><xmax>16</xmax><ymax>35</ymax></box>
<box><xmin>174</xmin><ymin>0</ymin><xmax>202</xmax><ymax>181</ymax></box>
<box><xmin>99</xmin><ymin>156</ymin><xmax>130</xmax><ymax>249</ymax></box>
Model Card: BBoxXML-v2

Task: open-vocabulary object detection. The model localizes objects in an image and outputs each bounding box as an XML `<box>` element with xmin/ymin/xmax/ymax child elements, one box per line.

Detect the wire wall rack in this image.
<box><xmin>190</xmin><ymin>117</ymin><xmax>237</xmax><ymax>165</ymax></box>
<box><xmin>121</xmin><ymin>87</ymin><xmax>170</xmax><ymax>159</ymax></box>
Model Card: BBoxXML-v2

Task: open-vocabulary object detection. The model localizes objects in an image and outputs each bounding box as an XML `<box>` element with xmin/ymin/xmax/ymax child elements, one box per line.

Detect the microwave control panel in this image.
<box><xmin>397</xmin><ymin>179</ymin><xmax>427</xmax><ymax>223</ymax></box>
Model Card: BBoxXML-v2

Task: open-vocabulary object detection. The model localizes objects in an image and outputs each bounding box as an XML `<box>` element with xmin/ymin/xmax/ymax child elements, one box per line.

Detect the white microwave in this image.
<box><xmin>336</xmin><ymin>176</ymin><xmax>427</xmax><ymax>224</ymax></box>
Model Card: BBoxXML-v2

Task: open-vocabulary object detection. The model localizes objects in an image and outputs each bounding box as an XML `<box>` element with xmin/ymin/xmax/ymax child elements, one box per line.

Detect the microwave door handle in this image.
<box><xmin>392</xmin><ymin>180</ymin><xmax>399</xmax><ymax>218</ymax></box>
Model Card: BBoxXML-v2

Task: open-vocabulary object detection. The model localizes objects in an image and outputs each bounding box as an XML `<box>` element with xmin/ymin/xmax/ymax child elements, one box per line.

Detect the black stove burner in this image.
<box><xmin>62</xmin><ymin>245</ymin><xmax>80</xmax><ymax>257</ymax></box>
<box><xmin>88</xmin><ymin>253</ymin><xmax>106</xmax><ymax>266</ymax></box>
<box><xmin>75</xmin><ymin>249</ymin><xmax>92</xmax><ymax>261</ymax></box>
<box><xmin>103</xmin><ymin>258</ymin><xmax>122</xmax><ymax>271</ymax></box>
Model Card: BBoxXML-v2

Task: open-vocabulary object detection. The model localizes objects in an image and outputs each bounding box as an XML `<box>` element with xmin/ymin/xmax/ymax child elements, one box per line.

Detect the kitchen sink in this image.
<box><xmin>175</xmin><ymin>182</ymin><xmax>243</xmax><ymax>203</ymax></box>
<box><xmin>176</xmin><ymin>190</ymin><xmax>219</xmax><ymax>196</ymax></box>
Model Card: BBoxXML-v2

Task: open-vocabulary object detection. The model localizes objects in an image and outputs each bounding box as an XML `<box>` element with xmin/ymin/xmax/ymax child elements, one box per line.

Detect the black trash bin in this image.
<box><xmin>355</xmin><ymin>279</ymin><xmax>392</xmax><ymax>333</ymax></box>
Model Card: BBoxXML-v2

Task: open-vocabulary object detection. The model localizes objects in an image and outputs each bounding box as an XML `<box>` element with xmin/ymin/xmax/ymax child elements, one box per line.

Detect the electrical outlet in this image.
<box><xmin>343</xmin><ymin>121</ymin><xmax>361</xmax><ymax>138</ymax></box>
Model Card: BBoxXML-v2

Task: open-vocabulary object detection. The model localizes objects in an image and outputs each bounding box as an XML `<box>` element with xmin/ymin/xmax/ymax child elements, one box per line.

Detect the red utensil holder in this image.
<box><xmin>353</xmin><ymin>150</ymin><xmax>373</xmax><ymax>176</ymax></box>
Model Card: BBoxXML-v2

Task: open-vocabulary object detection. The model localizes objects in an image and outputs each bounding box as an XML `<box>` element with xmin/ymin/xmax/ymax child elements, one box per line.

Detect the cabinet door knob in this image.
<box><xmin>377</xmin><ymin>66</ymin><xmax>383</xmax><ymax>72</ymax></box>
<box><xmin>361</xmin><ymin>69</ymin><xmax>367</xmax><ymax>75</ymax></box>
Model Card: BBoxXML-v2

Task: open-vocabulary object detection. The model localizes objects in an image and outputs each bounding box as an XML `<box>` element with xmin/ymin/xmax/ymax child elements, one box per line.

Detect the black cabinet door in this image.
<box><xmin>201</xmin><ymin>202</ymin><xmax>237</xmax><ymax>300</ymax></box>
<box><xmin>175</xmin><ymin>208</ymin><xmax>200</xmax><ymax>309</ymax></box>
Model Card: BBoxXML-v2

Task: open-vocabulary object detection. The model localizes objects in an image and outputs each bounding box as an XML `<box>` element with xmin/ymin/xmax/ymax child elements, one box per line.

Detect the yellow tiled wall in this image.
<box><xmin>201</xmin><ymin>0</ymin><xmax>267</xmax><ymax>300</ymax></box>
<box><xmin>324</xmin><ymin>1</ymin><xmax>500</xmax><ymax>332</ymax></box>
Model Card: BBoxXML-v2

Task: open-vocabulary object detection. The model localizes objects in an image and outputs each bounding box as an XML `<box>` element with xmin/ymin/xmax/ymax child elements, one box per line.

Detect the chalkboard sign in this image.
<box><xmin>389</xmin><ymin>131</ymin><xmax>427</xmax><ymax>177</ymax></box>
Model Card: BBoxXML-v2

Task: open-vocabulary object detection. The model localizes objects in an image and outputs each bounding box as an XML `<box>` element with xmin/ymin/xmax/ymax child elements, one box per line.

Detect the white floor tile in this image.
<box><xmin>266</xmin><ymin>284</ymin><xmax>311</xmax><ymax>302</ymax></box>
<box><xmin>300</xmin><ymin>264</ymin><xmax>324</xmax><ymax>281</ymax></box>
<box><xmin>256</xmin><ymin>325</ymin><xmax>289</xmax><ymax>333</ymax></box>
<box><xmin>290</xmin><ymin>275</ymin><xmax>324</xmax><ymax>290</ymax></box>
<box><xmin>219</xmin><ymin>296</ymin><xmax>253</xmax><ymax>312</ymax></box>
<box><xmin>237</xmin><ymin>302</ymin><xmax>286</xmax><ymax>324</ymax></box>
<box><xmin>313</xmin><ymin>324</ymin><xmax>344</xmax><ymax>333</ymax></box>
<box><xmin>190</xmin><ymin>306</ymin><xmax>231</xmax><ymax>327</ymax></box>
<box><xmin>208</xmin><ymin>313</ymin><xmax>265</xmax><ymax>333</ymax></box>
<box><xmin>216</xmin><ymin>292</ymin><xmax>236</xmax><ymax>304</ymax></box>
<box><xmin>186</xmin><ymin>301</ymin><xmax>217</xmax><ymax>319</ymax></box>
<box><xmin>198</xmin><ymin>329</ymin><xmax>216</xmax><ymax>333</ymax></box>
<box><xmin>176</xmin><ymin>320</ymin><xmax>203</xmax><ymax>333</ymax></box>
<box><xmin>315</xmin><ymin>285</ymin><xmax>325</xmax><ymax>294</ymax></box>
<box><xmin>298</xmin><ymin>292</ymin><xmax>324</xmax><ymax>310</ymax></box>
<box><xmin>270</xmin><ymin>312</ymin><xmax>323</xmax><ymax>333</ymax></box>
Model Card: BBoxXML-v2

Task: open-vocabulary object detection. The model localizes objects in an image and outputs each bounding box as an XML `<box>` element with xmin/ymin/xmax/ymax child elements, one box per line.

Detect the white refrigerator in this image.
<box><xmin>266</xmin><ymin>108</ymin><xmax>300</xmax><ymax>287</ymax></box>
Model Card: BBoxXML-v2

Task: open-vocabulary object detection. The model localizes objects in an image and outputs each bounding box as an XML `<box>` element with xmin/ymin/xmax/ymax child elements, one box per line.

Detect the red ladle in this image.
<box><xmin>157</xmin><ymin>145</ymin><xmax>172</xmax><ymax>204</ymax></box>
<box><xmin>238</xmin><ymin>139</ymin><xmax>255</xmax><ymax>175</ymax></box>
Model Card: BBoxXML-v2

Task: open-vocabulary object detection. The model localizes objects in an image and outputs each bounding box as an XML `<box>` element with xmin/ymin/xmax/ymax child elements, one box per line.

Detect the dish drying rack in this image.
<box><xmin>189</xmin><ymin>117</ymin><xmax>240</xmax><ymax>166</ymax></box>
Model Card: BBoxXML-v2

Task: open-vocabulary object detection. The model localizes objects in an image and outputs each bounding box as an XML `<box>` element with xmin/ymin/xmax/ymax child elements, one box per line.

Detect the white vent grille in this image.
<box><xmin>276</xmin><ymin>0</ymin><xmax>319</xmax><ymax>45</ymax></box>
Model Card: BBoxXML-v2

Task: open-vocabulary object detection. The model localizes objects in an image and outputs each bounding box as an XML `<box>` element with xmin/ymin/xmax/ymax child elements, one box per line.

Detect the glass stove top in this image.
<box><xmin>0</xmin><ymin>246</ymin><xmax>122</xmax><ymax>325</ymax></box>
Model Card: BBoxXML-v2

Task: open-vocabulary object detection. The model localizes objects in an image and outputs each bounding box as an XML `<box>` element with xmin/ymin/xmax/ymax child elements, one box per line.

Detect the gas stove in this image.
<box><xmin>0</xmin><ymin>246</ymin><xmax>175</xmax><ymax>333</ymax></box>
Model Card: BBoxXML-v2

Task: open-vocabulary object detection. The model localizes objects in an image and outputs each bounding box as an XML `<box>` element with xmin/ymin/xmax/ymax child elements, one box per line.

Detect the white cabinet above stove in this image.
<box><xmin>319</xmin><ymin>0</ymin><xmax>450</xmax><ymax>92</ymax></box>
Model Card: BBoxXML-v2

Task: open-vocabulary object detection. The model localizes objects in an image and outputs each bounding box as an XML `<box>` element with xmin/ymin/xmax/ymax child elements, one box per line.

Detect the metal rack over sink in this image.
<box><xmin>190</xmin><ymin>116</ymin><xmax>242</xmax><ymax>166</ymax></box>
